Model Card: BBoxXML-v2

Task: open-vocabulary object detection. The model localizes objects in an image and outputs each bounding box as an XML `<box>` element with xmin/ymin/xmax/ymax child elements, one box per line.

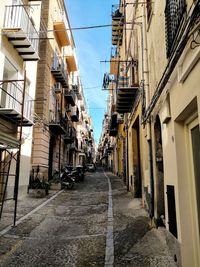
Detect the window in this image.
<box><xmin>165</xmin><ymin>0</ymin><xmax>186</xmax><ymax>58</ymax></box>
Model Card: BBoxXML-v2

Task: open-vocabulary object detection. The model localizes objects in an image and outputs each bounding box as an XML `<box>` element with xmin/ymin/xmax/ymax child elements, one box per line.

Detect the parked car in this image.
<box><xmin>86</xmin><ymin>163</ymin><xmax>96</xmax><ymax>172</ymax></box>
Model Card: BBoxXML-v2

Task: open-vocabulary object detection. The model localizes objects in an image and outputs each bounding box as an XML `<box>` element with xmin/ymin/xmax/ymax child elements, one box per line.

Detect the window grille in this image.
<box><xmin>165</xmin><ymin>0</ymin><xmax>186</xmax><ymax>58</ymax></box>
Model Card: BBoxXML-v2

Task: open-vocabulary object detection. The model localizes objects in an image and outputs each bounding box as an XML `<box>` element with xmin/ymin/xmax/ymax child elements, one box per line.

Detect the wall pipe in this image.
<box><xmin>141</xmin><ymin>4</ymin><xmax>155</xmax><ymax>219</ymax></box>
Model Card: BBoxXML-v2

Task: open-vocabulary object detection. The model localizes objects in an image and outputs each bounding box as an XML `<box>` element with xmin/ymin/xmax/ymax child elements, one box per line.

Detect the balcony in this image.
<box><xmin>71</xmin><ymin>106</ymin><xmax>79</xmax><ymax>122</ymax></box>
<box><xmin>65</xmin><ymin>46</ymin><xmax>78</xmax><ymax>73</ymax></box>
<box><xmin>63</xmin><ymin>127</ymin><xmax>76</xmax><ymax>144</ymax></box>
<box><xmin>112</xmin><ymin>5</ymin><xmax>124</xmax><ymax>46</ymax></box>
<box><xmin>116</xmin><ymin>75</ymin><xmax>139</xmax><ymax>113</ymax></box>
<box><xmin>70</xmin><ymin>138</ymin><xmax>78</xmax><ymax>151</ymax></box>
<box><xmin>51</xmin><ymin>53</ymin><xmax>68</xmax><ymax>88</ymax></box>
<box><xmin>53</xmin><ymin>82</ymin><xmax>62</xmax><ymax>94</ymax></box>
<box><xmin>72</xmin><ymin>84</ymin><xmax>82</xmax><ymax>100</ymax></box>
<box><xmin>3</xmin><ymin>5</ymin><xmax>39</xmax><ymax>61</ymax></box>
<box><xmin>109</xmin><ymin>113</ymin><xmax>118</xmax><ymax>136</ymax></box>
<box><xmin>49</xmin><ymin>110</ymin><xmax>66</xmax><ymax>135</ymax></box>
<box><xmin>53</xmin><ymin>10</ymin><xmax>70</xmax><ymax>47</ymax></box>
<box><xmin>0</xmin><ymin>81</ymin><xmax>33</xmax><ymax>126</ymax></box>
<box><xmin>64</xmin><ymin>89</ymin><xmax>75</xmax><ymax>106</ymax></box>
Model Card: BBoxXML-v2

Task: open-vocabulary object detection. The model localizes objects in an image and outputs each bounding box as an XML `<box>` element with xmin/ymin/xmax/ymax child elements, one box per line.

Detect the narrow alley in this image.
<box><xmin>0</xmin><ymin>0</ymin><xmax>200</xmax><ymax>266</ymax></box>
<box><xmin>0</xmin><ymin>169</ymin><xmax>177</xmax><ymax>267</ymax></box>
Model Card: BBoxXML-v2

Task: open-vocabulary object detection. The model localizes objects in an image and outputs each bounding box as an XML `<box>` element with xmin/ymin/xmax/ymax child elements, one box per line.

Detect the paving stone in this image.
<box><xmin>0</xmin><ymin>169</ymin><xmax>178</xmax><ymax>267</ymax></box>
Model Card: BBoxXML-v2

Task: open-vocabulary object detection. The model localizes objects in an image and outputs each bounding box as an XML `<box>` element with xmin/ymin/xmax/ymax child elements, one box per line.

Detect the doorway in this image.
<box><xmin>154</xmin><ymin>115</ymin><xmax>165</xmax><ymax>223</ymax></box>
<box><xmin>48</xmin><ymin>135</ymin><xmax>56</xmax><ymax>180</ymax></box>
<box><xmin>132</xmin><ymin>117</ymin><xmax>142</xmax><ymax>198</ymax></box>
<box><xmin>188</xmin><ymin>118</ymin><xmax>200</xmax><ymax>237</ymax></box>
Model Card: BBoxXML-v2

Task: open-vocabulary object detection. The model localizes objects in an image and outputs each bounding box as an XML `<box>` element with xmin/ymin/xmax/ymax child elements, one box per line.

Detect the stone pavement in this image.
<box><xmin>0</xmin><ymin>169</ymin><xmax>179</xmax><ymax>267</ymax></box>
<box><xmin>0</xmin><ymin>188</ymin><xmax>60</xmax><ymax>233</ymax></box>
<box><xmin>108</xmin><ymin>172</ymin><xmax>179</xmax><ymax>267</ymax></box>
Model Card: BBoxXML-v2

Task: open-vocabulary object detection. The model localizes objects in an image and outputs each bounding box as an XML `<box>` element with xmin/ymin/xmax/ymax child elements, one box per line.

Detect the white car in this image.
<box><xmin>87</xmin><ymin>164</ymin><xmax>96</xmax><ymax>172</ymax></box>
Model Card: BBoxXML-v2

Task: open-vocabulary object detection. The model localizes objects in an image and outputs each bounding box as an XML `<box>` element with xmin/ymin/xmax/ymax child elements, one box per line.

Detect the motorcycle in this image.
<box><xmin>60</xmin><ymin>167</ymin><xmax>75</xmax><ymax>190</ymax></box>
<box><xmin>65</xmin><ymin>165</ymin><xmax>85</xmax><ymax>183</ymax></box>
<box><xmin>71</xmin><ymin>165</ymin><xmax>85</xmax><ymax>182</ymax></box>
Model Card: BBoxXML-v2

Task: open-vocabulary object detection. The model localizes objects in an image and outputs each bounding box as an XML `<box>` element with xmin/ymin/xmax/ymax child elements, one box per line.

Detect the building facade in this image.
<box><xmin>0</xmin><ymin>0</ymin><xmax>41</xmax><ymax>204</ymax></box>
<box><xmin>0</xmin><ymin>0</ymin><xmax>94</xmax><ymax>221</ymax></box>
<box><xmin>99</xmin><ymin>1</ymin><xmax>200</xmax><ymax>266</ymax></box>
<box><xmin>31</xmin><ymin>0</ymin><xmax>94</xmax><ymax>180</ymax></box>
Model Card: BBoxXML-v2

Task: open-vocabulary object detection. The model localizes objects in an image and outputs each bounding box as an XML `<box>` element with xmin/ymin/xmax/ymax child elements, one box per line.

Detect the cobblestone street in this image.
<box><xmin>0</xmin><ymin>169</ymin><xmax>178</xmax><ymax>267</ymax></box>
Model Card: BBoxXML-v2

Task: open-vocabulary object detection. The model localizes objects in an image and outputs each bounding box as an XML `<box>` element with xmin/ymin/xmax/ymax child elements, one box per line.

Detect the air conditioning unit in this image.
<box><xmin>54</xmin><ymin>82</ymin><xmax>62</xmax><ymax>93</ymax></box>
<box><xmin>117</xmin><ymin>113</ymin><xmax>124</xmax><ymax>124</ymax></box>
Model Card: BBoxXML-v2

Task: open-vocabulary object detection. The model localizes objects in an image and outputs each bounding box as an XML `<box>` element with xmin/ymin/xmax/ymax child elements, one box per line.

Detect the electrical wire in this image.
<box><xmin>46</xmin><ymin>24</ymin><xmax>112</xmax><ymax>32</ymax></box>
<box><xmin>83</xmin><ymin>86</ymin><xmax>102</xmax><ymax>89</ymax></box>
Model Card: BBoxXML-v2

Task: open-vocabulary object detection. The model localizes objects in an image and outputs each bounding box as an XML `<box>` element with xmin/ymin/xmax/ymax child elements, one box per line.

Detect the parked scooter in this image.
<box><xmin>71</xmin><ymin>165</ymin><xmax>85</xmax><ymax>182</ymax></box>
<box><xmin>65</xmin><ymin>165</ymin><xmax>85</xmax><ymax>183</ymax></box>
<box><xmin>60</xmin><ymin>167</ymin><xmax>75</xmax><ymax>189</ymax></box>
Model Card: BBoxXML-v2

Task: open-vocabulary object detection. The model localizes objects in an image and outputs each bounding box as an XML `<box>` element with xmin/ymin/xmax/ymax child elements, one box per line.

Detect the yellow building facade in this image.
<box><xmin>102</xmin><ymin>1</ymin><xmax>200</xmax><ymax>266</ymax></box>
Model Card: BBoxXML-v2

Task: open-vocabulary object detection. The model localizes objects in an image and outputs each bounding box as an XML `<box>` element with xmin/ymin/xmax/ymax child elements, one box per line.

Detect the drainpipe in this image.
<box><xmin>58</xmin><ymin>135</ymin><xmax>61</xmax><ymax>172</ymax></box>
<box><xmin>126</xmin><ymin>123</ymin><xmax>129</xmax><ymax>191</ymax></box>
<box><xmin>147</xmin><ymin>124</ymin><xmax>154</xmax><ymax>219</ymax></box>
<box><xmin>59</xmin><ymin>88</ymin><xmax>63</xmax><ymax>172</ymax></box>
<box><xmin>141</xmin><ymin>5</ymin><xmax>154</xmax><ymax>219</ymax></box>
<box><xmin>124</xmin><ymin>0</ymin><xmax>129</xmax><ymax>188</ymax></box>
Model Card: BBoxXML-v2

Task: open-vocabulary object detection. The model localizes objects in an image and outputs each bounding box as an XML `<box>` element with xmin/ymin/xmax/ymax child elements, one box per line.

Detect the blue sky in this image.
<box><xmin>65</xmin><ymin>0</ymin><xmax>118</xmax><ymax>144</ymax></box>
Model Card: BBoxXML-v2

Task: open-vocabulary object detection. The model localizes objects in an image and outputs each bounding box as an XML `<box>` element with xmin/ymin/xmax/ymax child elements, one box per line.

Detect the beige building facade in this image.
<box><xmin>99</xmin><ymin>1</ymin><xmax>200</xmax><ymax>266</ymax></box>
<box><xmin>31</xmin><ymin>0</ymin><xmax>94</xmax><ymax>181</ymax></box>
<box><xmin>0</xmin><ymin>0</ymin><xmax>94</xmax><ymax>222</ymax></box>
<box><xmin>0</xmin><ymin>0</ymin><xmax>40</xmax><ymax>203</ymax></box>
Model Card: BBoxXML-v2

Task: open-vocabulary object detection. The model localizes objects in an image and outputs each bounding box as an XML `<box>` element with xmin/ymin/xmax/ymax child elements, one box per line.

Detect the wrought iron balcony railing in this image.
<box><xmin>109</xmin><ymin>113</ymin><xmax>118</xmax><ymax>137</ymax></box>
<box><xmin>0</xmin><ymin>81</ymin><xmax>33</xmax><ymax>125</ymax></box>
<box><xmin>51</xmin><ymin>53</ymin><xmax>68</xmax><ymax>88</ymax></box>
<box><xmin>3</xmin><ymin>5</ymin><xmax>39</xmax><ymax>60</ymax></box>
<box><xmin>64</xmin><ymin>89</ymin><xmax>76</xmax><ymax>106</ymax></box>
<box><xmin>165</xmin><ymin>0</ymin><xmax>186</xmax><ymax>58</ymax></box>
<box><xmin>49</xmin><ymin>109</ymin><xmax>66</xmax><ymax>135</ymax></box>
<box><xmin>71</xmin><ymin>106</ymin><xmax>79</xmax><ymax>122</ymax></box>
<box><xmin>64</xmin><ymin>127</ymin><xmax>76</xmax><ymax>144</ymax></box>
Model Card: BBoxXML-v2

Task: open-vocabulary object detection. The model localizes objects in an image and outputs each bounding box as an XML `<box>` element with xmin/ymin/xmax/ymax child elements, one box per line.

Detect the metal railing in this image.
<box><xmin>3</xmin><ymin>5</ymin><xmax>39</xmax><ymax>53</ymax></box>
<box><xmin>71</xmin><ymin>106</ymin><xmax>79</xmax><ymax>119</ymax></box>
<box><xmin>165</xmin><ymin>0</ymin><xmax>186</xmax><ymax>57</ymax></box>
<box><xmin>64</xmin><ymin>89</ymin><xmax>76</xmax><ymax>99</ymax></box>
<box><xmin>112</xmin><ymin>4</ymin><xmax>123</xmax><ymax>18</ymax></box>
<box><xmin>49</xmin><ymin>102</ymin><xmax>67</xmax><ymax>130</ymax></box>
<box><xmin>0</xmin><ymin>81</ymin><xmax>33</xmax><ymax>122</ymax></box>
<box><xmin>52</xmin><ymin>52</ymin><xmax>68</xmax><ymax>81</ymax></box>
<box><xmin>64</xmin><ymin>126</ymin><xmax>76</xmax><ymax>140</ymax></box>
<box><xmin>49</xmin><ymin>108</ymin><xmax>60</xmax><ymax>124</ymax></box>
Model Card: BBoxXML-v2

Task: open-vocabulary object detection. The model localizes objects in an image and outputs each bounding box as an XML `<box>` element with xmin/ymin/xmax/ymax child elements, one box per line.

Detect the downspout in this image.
<box><xmin>59</xmin><ymin>88</ymin><xmax>63</xmax><ymax>172</ymax></box>
<box><xmin>124</xmin><ymin>0</ymin><xmax>129</xmax><ymax>190</ymax></box>
<box><xmin>148</xmin><ymin>131</ymin><xmax>154</xmax><ymax>218</ymax></box>
<box><xmin>126</xmin><ymin>125</ymin><xmax>129</xmax><ymax>191</ymax></box>
<box><xmin>141</xmin><ymin>5</ymin><xmax>154</xmax><ymax>219</ymax></box>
